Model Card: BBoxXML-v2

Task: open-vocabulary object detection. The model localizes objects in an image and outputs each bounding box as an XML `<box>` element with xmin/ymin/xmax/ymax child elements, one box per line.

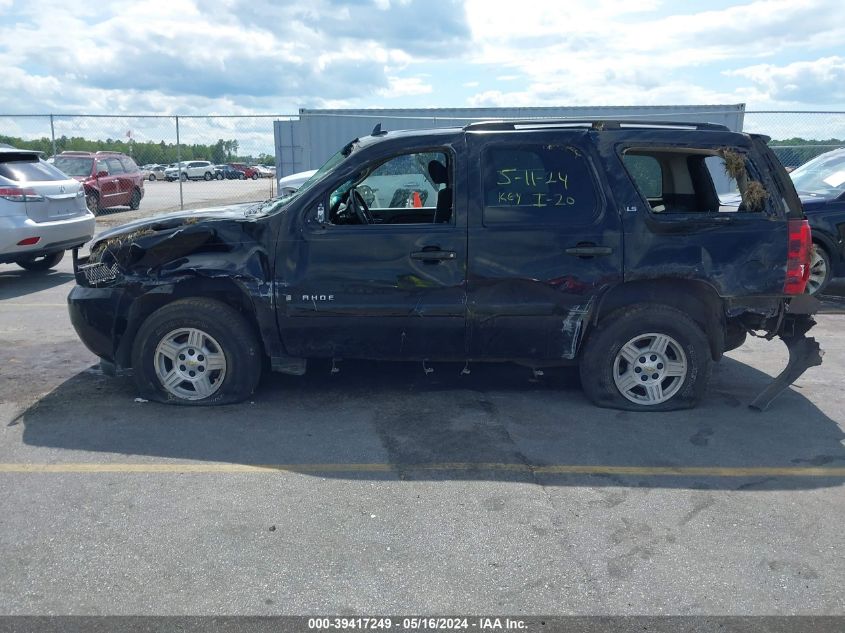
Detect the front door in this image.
<box><xmin>276</xmin><ymin>144</ymin><xmax>468</xmax><ymax>359</ymax></box>
<box><xmin>466</xmin><ymin>130</ymin><xmax>623</xmax><ymax>360</ymax></box>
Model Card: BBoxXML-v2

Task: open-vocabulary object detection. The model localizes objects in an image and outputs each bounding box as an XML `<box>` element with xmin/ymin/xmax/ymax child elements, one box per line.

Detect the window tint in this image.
<box><xmin>482</xmin><ymin>144</ymin><xmax>599</xmax><ymax>225</ymax></box>
<box><xmin>622</xmin><ymin>155</ymin><xmax>661</xmax><ymax>198</ymax></box>
<box><xmin>0</xmin><ymin>157</ymin><xmax>71</xmax><ymax>182</ymax></box>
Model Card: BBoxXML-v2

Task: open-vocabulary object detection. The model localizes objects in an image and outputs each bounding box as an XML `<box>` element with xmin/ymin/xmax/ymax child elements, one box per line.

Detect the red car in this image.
<box><xmin>229</xmin><ymin>163</ymin><xmax>259</xmax><ymax>180</ymax></box>
<box><xmin>53</xmin><ymin>151</ymin><xmax>145</xmax><ymax>214</ymax></box>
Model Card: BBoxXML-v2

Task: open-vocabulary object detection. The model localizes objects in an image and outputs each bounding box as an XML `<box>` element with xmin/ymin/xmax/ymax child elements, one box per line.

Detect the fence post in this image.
<box><xmin>176</xmin><ymin>115</ymin><xmax>183</xmax><ymax>210</ymax></box>
<box><xmin>49</xmin><ymin>114</ymin><xmax>56</xmax><ymax>157</ymax></box>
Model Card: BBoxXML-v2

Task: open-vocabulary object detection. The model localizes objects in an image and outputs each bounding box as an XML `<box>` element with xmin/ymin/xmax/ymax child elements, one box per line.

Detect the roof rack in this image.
<box><xmin>463</xmin><ymin>119</ymin><xmax>731</xmax><ymax>132</ymax></box>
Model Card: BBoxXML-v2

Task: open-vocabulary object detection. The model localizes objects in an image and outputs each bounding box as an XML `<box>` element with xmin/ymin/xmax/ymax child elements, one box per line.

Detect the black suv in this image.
<box><xmin>67</xmin><ymin>120</ymin><xmax>820</xmax><ymax>411</ymax></box>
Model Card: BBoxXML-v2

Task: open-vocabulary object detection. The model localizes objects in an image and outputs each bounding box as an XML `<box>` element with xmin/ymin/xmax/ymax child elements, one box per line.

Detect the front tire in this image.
<box><xmin>16</xmin><ymin>251</ymin><xmax>64</xmax><ymax>271</ymax></box>
<box><xmin>149</xmin><ymin>174</ymin><xmax>157</xmax><ymax>181</ymax></box>
<box><xmin>85</xmin><ymin>191</ymin><xmax>100</xmax><ymax>214</ymax></box>
<box><xmin>806</xmin><ymin>244</ymin><xmax>831</xmax><ymax>295</ymax></box>
<box><xmin>131</xmin><ymin>298</ymin><xmax>262</xmax><ymax>405</ymax></box>
<box><xmin>251</xmin><ymin>173</ymin><xmax>258</xmax><ymax>180</ymax></box>
<box><xmin>579</xmin><ymin>305</ymin><xmax>711</xmax><ymax>411</ymax></box>
<box><xmin>180</xmin><ymin>173</ymin><xmax>188</xmax><ymax>182</ymax></box>
<box><xmin>204</xmin><ymin>171</ymin><xmax>212</xmax><ymax>181</ymax></box>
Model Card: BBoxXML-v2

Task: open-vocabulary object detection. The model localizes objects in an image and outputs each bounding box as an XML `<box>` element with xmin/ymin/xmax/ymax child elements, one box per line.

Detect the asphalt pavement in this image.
<box><xmin>0</xmin><ymin>257</ymin><xmax>843</xmax><ymax>615</ymax></box>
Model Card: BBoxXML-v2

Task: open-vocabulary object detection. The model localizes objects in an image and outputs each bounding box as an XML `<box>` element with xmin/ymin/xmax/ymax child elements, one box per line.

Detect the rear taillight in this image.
<box><xmin>17</xmin><ymin>237</ymin><xmax>41</xmax><ymax>246</ymax></box>
<box><xmin>0</xmin><ymin>187</ymin><xmax>44</xmax><ymax>202</ymax></box>
<box><xmin>784</xmin><ymin>219</ymin><xmax>812</xmax><ymax>295</ymax></box>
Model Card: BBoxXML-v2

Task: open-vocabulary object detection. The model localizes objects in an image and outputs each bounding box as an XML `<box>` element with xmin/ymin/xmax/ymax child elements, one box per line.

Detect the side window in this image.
<box><xmin>622</xmin><ymin>147</ymin><xmax>768</xmax><ymax>214</ymax></box>
<box><xmin>96</xmin><ymin>160</ymin><xmax>109</xmax><ymax>175</ymax></box>
<box><xmin>106</xmin><ymin>158</ymin><xmax>125</xmax><ymax>174</ymax></box>
<box><xmin>482</xmin><ymin>144</ymin><xmax>600</xmax><ymax>226</ymax></box>
<box><xmin>621</xmin><ymin>155</ymin><xmax>661</xmax><ymax>199</ymax></box>
<box><xmin>120</xmin><ymin>157</ymin><xmax>138</xmax><ymax>173</ymax></box>
<box><xmin>328</xmin><ymin>150</ymin><xmax>452</xmax><ymax>226</ymax></box>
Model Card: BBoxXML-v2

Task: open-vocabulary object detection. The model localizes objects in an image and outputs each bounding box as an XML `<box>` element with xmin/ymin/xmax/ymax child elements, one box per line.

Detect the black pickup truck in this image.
<box><xmin>68</xmin><ymin>120</ymin><xmax>821</xmax><ymax>411</ymax></box>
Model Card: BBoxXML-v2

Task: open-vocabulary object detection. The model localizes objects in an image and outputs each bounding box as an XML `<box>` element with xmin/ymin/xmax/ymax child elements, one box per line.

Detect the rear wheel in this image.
<box><xmin>132</xmin><ymin>298</ymin><xmax>262</xmax><ymax>405</ymax></box>
<box><xmin>149</xmin><ymin>174</ymin><xmax>157</xmax><ymax>181</ymax></box>
<box><xmin>579</xmin><ymin>304</ymin><xmax>711</xmax><ymax>411</ymax></box>
<box><xmin>129</xmin><ymin>188</ymin><xmax>142</xmax><ymax>210</ymax></box>
<box><xmin>239</xmin><ymin>173</ymin><xmax>245</xmax><ymax>180</ymax></box>
<box><xmin>180</xmin><ymin>173</ymin><xmax>188</xmax><ymax>182</ymax></box>
<box><xmin>806</xmin><ymin>244</ymin><xmax>831</xmax><ymax>295</ymax></box>
<box><xmin>216</xmin><ymin>172</ymin><xmax>224</xmax><ymax>180</ymax></box>
<box><xmin>16</xmin><ymin>251</ymin><xmax>64</xmax><ymax>271</ymax></box>
<box><xmin>251</xmin><ymin>173</ymin><xmax>258</xmax><ymax>180</ymax></box>
<box><xmin>204</xmin><ymin>171</ymin><xmax>212</xmax><ymax>181</ymax></box>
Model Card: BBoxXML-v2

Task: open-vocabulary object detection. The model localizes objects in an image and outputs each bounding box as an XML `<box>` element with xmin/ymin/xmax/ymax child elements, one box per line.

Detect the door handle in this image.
<box><xmin>565</xmin><ymin>245</ymin><xmax>613</xmax><ymax>257</ymax></box>
<box><xmin>410</xmin><ymin>249</ymin><xmax>457</xmax><ymax>261</ymax></box>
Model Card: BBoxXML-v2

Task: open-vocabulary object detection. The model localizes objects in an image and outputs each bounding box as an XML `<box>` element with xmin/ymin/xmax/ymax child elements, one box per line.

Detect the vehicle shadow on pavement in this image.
<box><xmin>0</xmin><ymin>269</ymin><xmax>75</xmax><ymax>300</ymax></box>
<box><xmin>17</xmin><ymin>354</ymin><xmax>845</xmax><ymax>491</ymax></box>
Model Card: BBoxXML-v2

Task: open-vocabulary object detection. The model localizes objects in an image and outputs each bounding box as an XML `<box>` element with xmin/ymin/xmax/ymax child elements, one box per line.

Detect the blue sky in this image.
<box><xmin>1</xmin><ymin>0</ymin><xmax>844</xmax><ymax>116</ymax></box>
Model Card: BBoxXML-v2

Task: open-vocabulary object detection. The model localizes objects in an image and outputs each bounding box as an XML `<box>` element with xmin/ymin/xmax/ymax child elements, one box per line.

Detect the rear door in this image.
<box><xmin>466</xmin><ymin>130</ymin><xmax>623</xmax><ymax>360</ymax></box>
<box><xmin>611</xmin><ymin>135</ymin><xmax>790</xmax><ymax>296</ymax></box>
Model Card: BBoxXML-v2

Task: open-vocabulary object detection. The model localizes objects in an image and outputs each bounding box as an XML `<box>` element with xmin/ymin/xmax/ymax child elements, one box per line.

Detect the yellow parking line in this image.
<box><xmin>0</xmin><ymin>463</ymin><xmax>843</xmax><ymax>477</ymax></box>
<box><xmin>0</xmin><ymin>303</ymin><xmax>67</xmax><ymax>308</ymax></box>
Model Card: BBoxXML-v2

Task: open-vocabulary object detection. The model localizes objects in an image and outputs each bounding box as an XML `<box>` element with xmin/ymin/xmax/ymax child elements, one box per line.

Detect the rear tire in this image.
<box><xmin>129</xmin><ymin>188</ymin><xmax>142</xmax><ymax>210</ymax></box>
<box><xmin>16</xmin><ymin>251</ymin><xmax>64</xmax><ymax>271</ymax></box>
<box><xmin>131</xmin><ymin>298</ymin><xmax>262</xmax><ymax>405</ymax></box>
<box><xmin>204</xmin><ymin>171</ymin><xmax>212</xmax><ymax>181</ymax></box>
<box><xmin>579</xmin><ymin>304</ymin><xmax>711</xmax><ymax>411</ymax></box>
<box><xmin>149</xmin><ymin>174</ymin><xmax>157</xmax><ymax>182</ymax></box>
<box><xmin>251</xmin><ymin>173</ymin><xmax>258</xmax><ymax>180</ymax></box>
<box><xmin>806</xmin><ymin>244</ymin><xmax>831</xmax><ymax>295</ymax></box>
<box><xmin>180</xmin><ymin>173</ymin><xmax>188</xmax><ymax>182</ymax></box>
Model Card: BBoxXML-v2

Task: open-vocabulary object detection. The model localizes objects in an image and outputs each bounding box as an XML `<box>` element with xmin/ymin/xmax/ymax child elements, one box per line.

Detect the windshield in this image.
<box><xmin>249</xmin><ymin>144</ymin><xmax>354</xmax><ymax>216</ymax></box>
<box><xmin>54</xmin><ymin>156</ymin><xmax>94</xmax><ymax>177</ymax></box>
<box><xmin>790</xmin><ymin>150</ymin><xmax>845</xmax><ymax>198</ymax></box>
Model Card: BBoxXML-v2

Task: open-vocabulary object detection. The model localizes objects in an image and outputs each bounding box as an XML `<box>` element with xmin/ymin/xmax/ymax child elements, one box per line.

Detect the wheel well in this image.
<box><xmin>812</xmin><ymin>235</ymin><xmax>837</xmax><ymax>263</ymax></box>
<box><xmin>593</xmin><ymin>279</ymin><xmax>726</xmax><ymax>361</ymax></box>
<box><xmin>115</xmin><ymin>278</ymin><xmax>267</xmax><ymax>368</ymax></box>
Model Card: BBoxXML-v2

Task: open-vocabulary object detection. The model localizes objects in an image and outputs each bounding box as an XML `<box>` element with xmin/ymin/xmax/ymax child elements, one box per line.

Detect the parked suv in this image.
<box><xmin>67</xmin><ymin>120</ymin><xmax>820</xmax><ymax>410</ymax></box>
<box><xmin>1</xmin><ymin>147</ymin><xmax>95</xmax><ymax>270</ymax></box>
<box><xmin>164</xmin><ymin>161</ymin><xmax>216</xmax><ymax>182</ymax></box>
<box><xmin>53</xmin><ymin>151</ymin><xmax>144</xmax><ymax>214</ymax></box>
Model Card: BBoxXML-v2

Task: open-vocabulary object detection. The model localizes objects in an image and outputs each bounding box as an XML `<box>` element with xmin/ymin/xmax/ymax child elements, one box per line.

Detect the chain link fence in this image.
<box><xmin>0</xmin><ymin>114</ymin><xmax>295</xmax><ymax>222</ymax></box>
<box><xmin>2</xmin><ymin>110</ymin><xmax>843</xmax><ymax>221</ymax></box>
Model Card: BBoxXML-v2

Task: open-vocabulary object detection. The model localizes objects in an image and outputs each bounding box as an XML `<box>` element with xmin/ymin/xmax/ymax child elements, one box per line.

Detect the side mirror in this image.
<box><xmin>97</xmin><ymin>170</ymin><xmax>109</xmax><ymax>178</ymax></box>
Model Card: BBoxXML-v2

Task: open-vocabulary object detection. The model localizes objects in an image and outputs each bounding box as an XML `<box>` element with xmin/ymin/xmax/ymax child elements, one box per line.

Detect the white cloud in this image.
<box><xmin>377</xmin><ymin>77</ymin><xmax>433</xmax><ymax>98</ymax></box>
<box><xmin>729</xmin><ymin>56</ymin><xmax>845</xmax><ymax>105</ymax></box>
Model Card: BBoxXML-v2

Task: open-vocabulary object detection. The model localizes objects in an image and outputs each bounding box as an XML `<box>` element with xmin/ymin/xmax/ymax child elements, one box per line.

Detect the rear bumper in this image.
<box><xmin>0</xmin><ymin>213</ymin><xmax>95</xmax><ymax>264</ymax></box>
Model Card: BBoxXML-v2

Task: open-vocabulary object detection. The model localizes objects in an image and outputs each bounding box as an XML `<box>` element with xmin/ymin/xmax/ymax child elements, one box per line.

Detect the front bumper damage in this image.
<box><xmin>749</xmin><ymin>294</ymin><xmax>823</xmax><ymax>411</ymax></box>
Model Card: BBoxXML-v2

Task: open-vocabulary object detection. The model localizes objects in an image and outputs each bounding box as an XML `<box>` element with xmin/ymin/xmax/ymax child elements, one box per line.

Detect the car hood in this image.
<box><xmin>798</xmin><ymin>194</ymin><xmax>835</xmax><ymax>213</ymax></box>
<box><xmin>92</xmin><ymin>203</ymin><xmax>257</xmax><ymax>243</ymax></box>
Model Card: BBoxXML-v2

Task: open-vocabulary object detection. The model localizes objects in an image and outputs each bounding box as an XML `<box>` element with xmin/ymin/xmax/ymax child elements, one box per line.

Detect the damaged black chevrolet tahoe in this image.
<box><xmin>67</xmin><ymin>120</ymin><xmax>822</xmax><ymax>411</ymax></box>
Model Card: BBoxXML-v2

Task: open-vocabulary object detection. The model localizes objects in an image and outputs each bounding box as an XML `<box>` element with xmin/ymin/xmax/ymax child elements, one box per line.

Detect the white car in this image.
<box><xmin>251</xmin><ymin>165</ymin><xmax>275</xmax><ymax>178</ymax></box>
<box><xmin>277</xmin><ymin>169</ymin><xmax>318</xmax><ymax>195</ymax></box>
<box><xmin>165</xmin><ymin>161</ymin><xmax>217</xmax><ymax>182</ymax></box>
<box><xmin>0</xmin><ymin>147</ymin><xmax>95</xmax><ymax>271</ymax></box>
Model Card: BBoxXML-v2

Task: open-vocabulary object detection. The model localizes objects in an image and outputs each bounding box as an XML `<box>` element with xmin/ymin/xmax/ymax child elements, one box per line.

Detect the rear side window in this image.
<box><xmin>54</xmin><ymin>156</ymin><xmax>94</xmax><ymax>178</ymax></box>
<box><xmin>482</xmin><ymin>144</ymin><xmax>600</xmax><ymax>226</ymax></box>
<box><xmin>120</xmin><ymin>156</ymin><xmax>138</xmax><ymax>172</ymax></box>
<box><xmin>622</xmin><ymin>147</ymin><xmax>769</xmax><ymax>214</ymax></box>
<box><xmin>0</xmin><ymin>156</ymin><xmax>71</xmax><ymax>182</ymax></box>
<box><xmin>106</xmin><ymin>158</ymin><xmax>125</xmax><ymax>174</ymax></box>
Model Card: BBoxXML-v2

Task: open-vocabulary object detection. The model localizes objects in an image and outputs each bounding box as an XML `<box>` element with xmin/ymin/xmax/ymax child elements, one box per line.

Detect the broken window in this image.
<box><xmin>622</xmin><ymin>147</ymin><xmax>769</xmax><ymax>214</ymax></box>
